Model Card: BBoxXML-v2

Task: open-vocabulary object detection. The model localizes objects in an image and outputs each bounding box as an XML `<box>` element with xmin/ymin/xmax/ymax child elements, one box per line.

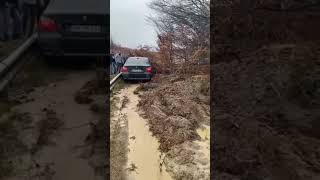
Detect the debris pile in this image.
<box><xmin>138</xmin><ymin>74</ymin><xmax>210</xmax><ymax>179</ymax></box>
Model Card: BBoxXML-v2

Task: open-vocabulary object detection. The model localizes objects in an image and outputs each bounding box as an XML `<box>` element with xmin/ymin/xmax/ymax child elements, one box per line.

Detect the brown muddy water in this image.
<box><xmin>5</xmin><ymin>71</ymin><xmax>102</xmax><ymax>180</ymax></box>
<box><xmin>122</xmin><ymin>85</ymin><xmax>173</xmax><ymax>180</ymax></box>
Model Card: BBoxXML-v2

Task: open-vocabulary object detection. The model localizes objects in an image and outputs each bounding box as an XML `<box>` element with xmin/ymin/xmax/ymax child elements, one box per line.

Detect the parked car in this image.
<box><xmin>37</xmin><ymin>0</ymin><xmax>108</xmax><ymax>57</ymax></box>
<box><xmin>121</xmin><ymin>57</ymin><xmax>154</xmax><ymax>81</ymax></box>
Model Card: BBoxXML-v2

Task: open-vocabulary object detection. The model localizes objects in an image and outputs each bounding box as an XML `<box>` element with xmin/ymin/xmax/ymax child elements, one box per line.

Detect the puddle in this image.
<box><xmin>124</xmin><ymin>85</ymin><xmax>173</xmax><ymax>180</ymax></box>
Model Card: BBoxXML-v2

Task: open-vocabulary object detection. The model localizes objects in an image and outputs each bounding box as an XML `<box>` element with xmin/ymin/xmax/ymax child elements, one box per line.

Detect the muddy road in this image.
<box><xmin>110</xmin><ymin>74</ymin><xmax>210</xmax><ymax>180</ymax></box>
<box><xmin>0</xmin><ymin>56</ymin><xmax>106</xmax><ymax>180</ymax></box>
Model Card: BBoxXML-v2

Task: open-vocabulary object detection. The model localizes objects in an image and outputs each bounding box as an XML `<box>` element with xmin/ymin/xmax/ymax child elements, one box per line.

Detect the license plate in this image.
<box><xmin>69</xmin><ymin>25</ymin><xmax>101</xmax><ymax>33</ymax></box>
<box><xmin>131</xmin><ymin>69</ymin><xmax>143</xmax><ymax>73</ymax></box>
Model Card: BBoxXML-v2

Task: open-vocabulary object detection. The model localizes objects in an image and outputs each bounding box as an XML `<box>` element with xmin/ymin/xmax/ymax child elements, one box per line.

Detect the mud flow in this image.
<box><xmin>111</xmin><ymin>84</ymin><xmax>173</xmax><ymax>180</ymax></box>
<box><xmin>0</xmin><ymin>58</ymin><xmax>106</xmax><ymax>180</ymax></box>
<box><xmin>124</xmin><ymin>85</ymin><xmax>173</xmax><ymax>180</ymax></box>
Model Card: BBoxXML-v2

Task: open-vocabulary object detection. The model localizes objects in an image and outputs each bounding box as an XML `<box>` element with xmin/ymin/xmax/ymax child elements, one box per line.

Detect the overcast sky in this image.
<box><xmin>110</xmin><ymin>0</ymin><xmax>157</xmax><ymax>49</ymax></box>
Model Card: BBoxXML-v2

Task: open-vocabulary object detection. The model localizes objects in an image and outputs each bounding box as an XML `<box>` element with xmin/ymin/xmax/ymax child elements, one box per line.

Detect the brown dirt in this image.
<box><xmin>212</xmin><ymin>44</ymin><xmax>320</xmax><ymax>180</ymax></box>
<box><xmin>137</xmin><ymin>74</ymin><xmax>210</xmax><ymax>179</ymax></box>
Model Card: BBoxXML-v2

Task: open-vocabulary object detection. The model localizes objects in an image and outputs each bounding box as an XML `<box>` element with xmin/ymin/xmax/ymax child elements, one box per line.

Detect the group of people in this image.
<box><xmin>110</xmin><ymin>52</ymin><xmax>127</xmax><ymax>74</ymax></box>
<box><xmin>0</xmin><ymin>0</ymin><xmax>48</xmax><ymax>41</ymax></box>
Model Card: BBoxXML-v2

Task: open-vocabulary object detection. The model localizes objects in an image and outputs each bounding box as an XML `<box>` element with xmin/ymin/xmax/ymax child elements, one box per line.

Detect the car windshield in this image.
<box><xmin>125</xmin><ymin>57</ymin><xmax>150</xmax><ymax>66</ymax></box>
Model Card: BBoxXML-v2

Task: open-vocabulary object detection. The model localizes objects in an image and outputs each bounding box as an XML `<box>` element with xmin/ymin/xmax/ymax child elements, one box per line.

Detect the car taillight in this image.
<box><xmin>39</xmin><ymin>17</ymin><xmax>58</xmax><ymax>32</ymax></box>
<box><xmin>121</xmin><ymin>66</ymin><xmax>128</xmax><ymax>72</ymax></box>
<box><xmin>146</xmin><ymin>66</ymin><xmax>152</xmax><ymax>73</ymax></box>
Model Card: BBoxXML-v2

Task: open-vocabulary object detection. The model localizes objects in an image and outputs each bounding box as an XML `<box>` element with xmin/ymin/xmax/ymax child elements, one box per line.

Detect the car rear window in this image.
<box><xmin>125</xmin><ymin>58</ymin><xmax>150</xmax><ymax>66</ymax></box>
<box><xmin>46</xmin><ymin>0</ymin><xmax>108</xmax><ymax>15</ymax></box>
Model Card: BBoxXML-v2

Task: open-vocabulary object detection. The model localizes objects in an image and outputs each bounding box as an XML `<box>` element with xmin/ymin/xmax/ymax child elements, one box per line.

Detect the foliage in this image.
<box><xmin>148</xmin><ymin>0</ymin><xmax>210</xmax><ymax>63</ymax></box>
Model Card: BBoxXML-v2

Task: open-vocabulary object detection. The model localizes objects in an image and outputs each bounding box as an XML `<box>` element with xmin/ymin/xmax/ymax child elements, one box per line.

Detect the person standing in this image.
<box><xmin>118</xmin><ymin>53</ymin><xmax>124</xmax><ymax>68</ymax></box>
<box><xmin>111</xmin><ymin>55</ymin><xmax>116</xmax><ymax>74</ymax></box>
<box><xmin>115</xmin><ymin>53</ymin><xmax>121</xmax><ymax>73</ymax></box>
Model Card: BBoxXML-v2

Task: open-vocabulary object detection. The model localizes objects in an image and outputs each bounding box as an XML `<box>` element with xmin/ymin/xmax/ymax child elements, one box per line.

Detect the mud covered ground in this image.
<box><xmin>0</xmin><ymin>56</ymin><xmax>107</xmax><ymax>180</ymax></box>
<box><xmin>136</xmin><ymin>73</ymin><xmax>210</xmax><ymax>180</ymax></box>
<box><xmin>212</xmin><ymin>44</ymin><xmax>320</xmax><ymax>180</ymax></box>
<box><xmin>109</xmin><ymin>80</ymin><xmax>129</xmax><ymax>180</ymax></box>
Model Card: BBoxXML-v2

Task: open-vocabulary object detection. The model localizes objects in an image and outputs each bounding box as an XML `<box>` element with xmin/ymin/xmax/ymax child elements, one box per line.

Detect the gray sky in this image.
<box><xmin>110</xmin><ymin>0</ymin><xmax>157</xmax><ymax>49</ymax></box>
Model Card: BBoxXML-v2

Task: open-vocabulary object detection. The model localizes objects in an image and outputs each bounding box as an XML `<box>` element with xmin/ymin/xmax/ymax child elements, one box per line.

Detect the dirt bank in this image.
<box><xmin>212</xmin><ymin>44</ymin><xmax>320</xmax><ymax>179</ymax></box>
<box><xmin>137</xmin><ymin>74</ymin><xmax>210</xmax><ymax>179</ymax></box>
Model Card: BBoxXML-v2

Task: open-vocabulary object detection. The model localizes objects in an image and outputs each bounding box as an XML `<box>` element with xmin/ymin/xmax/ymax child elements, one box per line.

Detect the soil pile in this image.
<box><xmin>212</xmin><ymin>44</ymin><xmax>320</xmax><ymax>179</ymax></box>
<box><xmin>138</xmin><ymin>74</ymin><xmax>210</xmax><ymax>179</ymax></box>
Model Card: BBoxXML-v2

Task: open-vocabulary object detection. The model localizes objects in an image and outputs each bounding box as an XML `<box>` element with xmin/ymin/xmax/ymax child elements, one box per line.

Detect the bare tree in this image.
<box><xmin>148</xmin><ymin>0</ymin><xmax>210</xmax><ymax>63</ymax></box>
